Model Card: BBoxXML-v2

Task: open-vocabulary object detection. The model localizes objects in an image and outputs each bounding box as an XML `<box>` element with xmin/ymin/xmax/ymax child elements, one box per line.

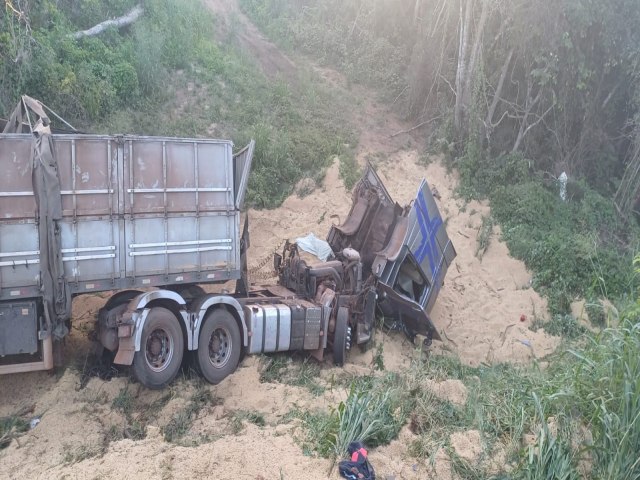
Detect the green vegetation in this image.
<box><xmin>259</xmin><ymin>354</ymin><xmax>325</xmax><ymax>395</ymax></box>
<box><xmin>301</xmin><ymin>373</ymin><xmax>409</xmax><ymax>459</ymax></box>
<box><xmin>519</xmin><ymin>398</ymin><xmax>579</xmax><ymax>480</ymax></box>
<box><xmin>0</xmin><ymin>412</ymin><xmax>30</xmax><ymax>449</ymax></box>
<box><xmin>1</xmin><ymin>0</ymin><xmax>355</xmax><ymax>208</ymax></box>
<box><xmin>240</xmin><ymin>0</ymin><xmax>640</xmax><ymax>202</ymax></box>
<box><xmin>229</xmin><ymin>410</ymin><xmax>266</xmax><ymax>434</ymax></box>
<box><xmin>163</xmin><ymin>384</ymin><xmax>215</xmax><ymax>443</ymax></box>
<box><xmin>108</xmin><ymin>385</ymin><xmax>154</xmax><ymax>441</ymax></box>
<box><xmin>475</xmin><ymin>214</ymin><xmax>493</xmax><ymax>259</ymax></box>
<box><xmin>295</xmin><ymin>308</ymin><xmax>639</xmax><ymax>478</ymax></box>
<box><xmin>239</xmin><ymin>0</ymin><xmax>407</xmax><ymax>98</ymax></box>
<box><xmin>240</xmin><ymin>0</ymin><xmax>640</xmax><ymax>314</ymax></box>
<box><xmin>62</xmin><ymin>442</ymin><xmax>106</xmax><ymax>464</ymax></box>
<box><xmin>4</xmin><ymin>1</ymin><xmax>640</xmax><ymax>477</ymax></box>
<box><xmin>480</xmin><ymin>166</ymin><xmax>638</xmax><ymax>314</ymax></box>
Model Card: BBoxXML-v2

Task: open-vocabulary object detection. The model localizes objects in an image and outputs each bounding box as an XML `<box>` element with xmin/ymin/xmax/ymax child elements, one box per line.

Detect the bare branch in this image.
<box><xmin>484</xmin><ymin>47</ymin><xmax>513</xmax><ymax>142</ymax></box>
<box><xmin>5</xmin><ymin>0</ymin><xmax>26</xmax><ymax>19</ymax></box>
<box><xmin>70</xmin><ymin>5</ymin><xmax>143</xmax><ymax>40</ymax></box>
<box><xmin>439</xmin><ymin>74</ymin><xmax>457</xmax><ymax>97</ymax></box>
<box><xmin>389</xmin><ymin>115</ymin><xmax>443</xmax><ymax>138</ymax></box>
<box><xmin>521</xmin><ymin>102</ymin><xmax>554</xmax><ymax>137</ymax></box>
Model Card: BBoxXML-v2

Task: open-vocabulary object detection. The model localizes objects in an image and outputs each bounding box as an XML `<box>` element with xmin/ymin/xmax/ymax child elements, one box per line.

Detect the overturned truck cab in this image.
<box><xmin>276</xmin><ymin>165</ymin><xmax>456</xmax><ymax>363</ymax></box>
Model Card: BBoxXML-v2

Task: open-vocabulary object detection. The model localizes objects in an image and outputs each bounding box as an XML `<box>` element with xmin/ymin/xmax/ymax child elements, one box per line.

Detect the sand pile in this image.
<box><xmin>249</xmin><ymin>150</ymin><xmax>560</xmax><ymax>367</ymax></box>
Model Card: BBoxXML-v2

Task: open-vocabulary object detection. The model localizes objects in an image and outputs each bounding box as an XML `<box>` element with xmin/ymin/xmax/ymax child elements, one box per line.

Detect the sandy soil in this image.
<box><xmin>0</xmin><ymin>1</ymin><xmax>562</xmax><ymax>479</ymax></box>
<box><xmin>249</xmin><ymin>150</ymin><xmax>559</xmax><ymax>367</ymax></box>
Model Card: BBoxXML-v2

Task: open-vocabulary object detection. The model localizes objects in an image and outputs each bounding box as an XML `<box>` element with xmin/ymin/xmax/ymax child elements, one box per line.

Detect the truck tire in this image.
<box><xmin>195</xmin><ymin>308</ymin><xmax>241</xmax><ymax>384</ymax></box>
<box><xmin>333</xmin><ymin>307</ymin><xmax>351</xmax><ymax>366</ymax></box>
<box><xmin>132</xmin><ymin>307</ymin><xmax>184</xmax><ymax>389</ymax></box>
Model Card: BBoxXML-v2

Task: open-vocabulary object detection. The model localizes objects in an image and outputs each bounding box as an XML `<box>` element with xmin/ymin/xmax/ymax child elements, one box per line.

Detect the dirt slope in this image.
<box><xmin>204</xmin><ymin>0</ymin><xmax>298</xmax><ymax>80</ymax></box>
<box><xmin>0</xmin><ymin>1</ymin><xmax>560</xmax><ymax>479</ymax></box>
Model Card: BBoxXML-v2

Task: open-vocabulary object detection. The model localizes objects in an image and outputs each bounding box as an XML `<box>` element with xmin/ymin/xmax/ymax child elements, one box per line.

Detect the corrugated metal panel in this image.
<box><xmin>54</xmin><ymin>136</ymin><xmax>120</xmax><ymax>283</ymax></box>
<box><xmin>1</xmin><ymin>134</ymin><xmax>242</xmax><ymax>294</ymax></box>
<box><xmin>124</xmin><ymin>138</ymin><xmax>233</xmax><ymax>214</ymax></box>
<box><xmin>0</xmin><ymin>223</ymin><xmax>40</xmax><ymax>288</ymax></box>
<box><xmin>124</xmin><ymin>213</ymin><xmax>237</xmax><ymax>277</ymax></box>
<box><xmin>55</xmin><ymin>137</ymin><xmax>117</xmax><ymax>217</ymax></box>
<box><xmin>0</xmin><ymin>136</ymin><xmax>35</xmax><ymax>220</ymax></box>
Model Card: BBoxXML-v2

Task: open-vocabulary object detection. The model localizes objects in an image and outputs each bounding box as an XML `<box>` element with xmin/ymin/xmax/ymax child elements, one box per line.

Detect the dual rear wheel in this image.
<box><xmin>131</xmin><ymin>307</ymin><xmax>241</xmax><ymax>389</ymax></box>
<box><xmin>131</xmin><ymin>305</ymin><xmax>351</xmax><ymax>388</ymax></box>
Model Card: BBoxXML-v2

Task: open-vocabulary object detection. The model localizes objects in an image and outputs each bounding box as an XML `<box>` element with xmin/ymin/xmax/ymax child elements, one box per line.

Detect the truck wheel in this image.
<box><xmin>132</xmin><ymin>307</ymin><xmax>184</xmax><ymax>389</ymax></box>
<box><xmin>195</xmin><ymin>309</ymin><xmax>241</xmax><ymax>384</ymax></box>
<box><xmin>333</xmin><ymin>307</ymin><xmax>351</xmax><ymax>366</ymax></box>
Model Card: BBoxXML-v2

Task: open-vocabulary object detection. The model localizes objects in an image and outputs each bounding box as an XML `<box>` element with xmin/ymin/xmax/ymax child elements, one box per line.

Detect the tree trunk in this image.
<box><xmin>615</xmin><ymin>128</ymin><xmax>640</xmax><ymax>218</ymax></box>
<box><xmin>454</xmin><ymin>0</ymin><xmax>473</xmax><ymax>138</ymax></box>
<box><xmin>414</xmin><ymin>0</ymin><xmax>422</xmax><ymax>24</ymax></box>
<box><xmin>70</xmin><ymin>5</ymin><xmax>143</xmax><ymax>40</ymax></box>
<box><xmin>483</xmin><ymin>48</ymin><xmax>513</xmax><ymax>143</ymax></box>
<box><xmin>512</xmin><ymin>78</ymin><xmax>543</xmax><ymax>153</ymax></box>
<box><xmin>462</xmin><ymin>0</ymin><xmax>489</xmax><ymax>113</ymax></box>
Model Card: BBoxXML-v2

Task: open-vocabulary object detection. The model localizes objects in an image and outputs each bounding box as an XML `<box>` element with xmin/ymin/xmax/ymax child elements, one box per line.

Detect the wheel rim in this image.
<box><xmin>144</xmin><ymin>327</ymin><xmax>174</xmax><ymax>372</ymax></box>
<box><xmin>207</xmin><ymin>327</ymin><xmax>232</xmax><ymax>369</ymax></box>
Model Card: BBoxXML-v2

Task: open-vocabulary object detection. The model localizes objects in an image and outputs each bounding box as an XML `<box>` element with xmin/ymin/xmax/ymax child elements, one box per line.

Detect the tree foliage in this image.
<box><xmin>240</xmin><ymin>0</ymin><xmax>640</xmax><ymax>202</ymax></box>
<box><xmin>240</xmin><ymin>0</ymin><xmax>640</xmax><ymax>310</ymax></box>
<box><xmin>0</xmin><ymin>0</ymin><xmax>213</xmax><ymax>121</ymax></box>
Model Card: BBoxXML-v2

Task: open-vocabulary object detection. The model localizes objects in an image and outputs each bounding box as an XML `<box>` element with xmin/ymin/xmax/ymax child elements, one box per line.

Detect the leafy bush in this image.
<box><xmin>543</xmin><ymin>315</ymin><xmax>586</xmax><ymax>339</ymax></box>
<box><xmin>2</xmin><ymin>0</ymin><xmax>356</xmax><ymax>208</ymax></box>
<box><xmin>489</xmin><ymin>180</ymin><xmax>636</xmax><ymax>315</ymax></box>
<box><xmin>459</xmin><ymin>150</ymin><xmax>531</xmax><ymax>199</ymax></box>
<box><xmin>1</xmin><ymin>0</ymin><xmax>215</xmax><ymax>121</ymax></box>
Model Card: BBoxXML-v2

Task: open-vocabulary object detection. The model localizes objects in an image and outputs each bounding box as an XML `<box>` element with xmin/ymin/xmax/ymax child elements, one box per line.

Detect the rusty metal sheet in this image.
<box><xmin>124</xmin><ymin>138</ymin><xmax>233</xmax><ymax>214</ymax></box>
<box><xmin>0</xmin><ymin>136</ymin><xmax>36</xmax><ymax>219</ymax></box>
<box><xmin>55</xmin><ymin>137</ymin><xmax>116</xmax><ymax>217</ymax></box>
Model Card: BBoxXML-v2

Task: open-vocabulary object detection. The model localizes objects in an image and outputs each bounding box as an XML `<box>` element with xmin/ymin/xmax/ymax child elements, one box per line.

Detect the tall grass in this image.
<box><xmin>559</xmin><ymin>320</ymin><xmax>640</xmax><ymax>479</ymax></box>
<box><xmin>331</xmin><ymin>384</ymin><xmax>401</xmax><ymax>457</ymax></box>
<box><xmin>299</xmin><ymin>313</ymin><xmax>639</xmax><ymax>477</ymax></box>
<box><xmin>519</xmin><ymin>395</ymin><xmax>579</xmax><ymax>480</ymax></box>
<box><xmin>303</xmin><ymin>374</ymin><xmax>409</xmax><ymax>459</ymax></box>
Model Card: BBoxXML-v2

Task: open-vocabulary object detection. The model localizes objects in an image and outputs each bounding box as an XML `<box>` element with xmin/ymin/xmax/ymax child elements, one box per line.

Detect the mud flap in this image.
<box><xmin>114</xmin><ymin>336</ymin><xmax>135</xmax><ymax>365</ymax></box>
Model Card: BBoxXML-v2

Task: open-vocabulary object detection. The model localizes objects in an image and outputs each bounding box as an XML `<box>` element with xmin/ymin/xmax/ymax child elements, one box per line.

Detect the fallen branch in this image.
<box><xmin>70</xmin><ymin>5</ymin><xmax>143</xmax><ymax>40</ymax></box>
<box><xmin>5</xmin><ymin>0</ymin><xmax>26</xmax><ymax>20</ymax></box>
<box><xmin>389</xmin><ymin>114</ymin><xmax>443</xmax><ymax>138</ymax></box>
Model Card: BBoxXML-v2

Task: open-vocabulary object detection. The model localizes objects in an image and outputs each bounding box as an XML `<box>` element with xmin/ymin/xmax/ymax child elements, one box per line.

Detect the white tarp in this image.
<box><xmin>295</xmin><ymin>233</ymin><xmax>334</xmax><ymax>262</ymax></box>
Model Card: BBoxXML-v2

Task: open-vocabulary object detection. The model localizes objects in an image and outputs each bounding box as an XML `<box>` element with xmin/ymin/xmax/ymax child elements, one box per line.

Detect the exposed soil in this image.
<box><xmin>0</xmin><ymin>1</ymin><xmax>562</xmax><ymax>479</ymax></box>
<box><xmin>204</xmin><ymin>0</ymin><xmax>298</xmax><ymax>81</ymax></box>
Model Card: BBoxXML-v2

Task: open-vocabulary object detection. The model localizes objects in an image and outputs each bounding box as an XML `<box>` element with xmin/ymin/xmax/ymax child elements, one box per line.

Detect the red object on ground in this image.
<box><xmin>520</xmin><ymin>314</ymin><xmax>526</xmax><ymax>322</ymax></box>
<box><xmin>351</xmin><ymin>447</ymin><xmax>368</xmax><ymax>462</ymax></box>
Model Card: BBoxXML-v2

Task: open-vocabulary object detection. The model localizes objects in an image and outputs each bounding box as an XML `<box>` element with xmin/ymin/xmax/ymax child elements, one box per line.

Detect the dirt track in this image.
<box><xmin>0</xmin><ymin>1</ymin><xmax>561</xmax><ymax>478</ymax></box>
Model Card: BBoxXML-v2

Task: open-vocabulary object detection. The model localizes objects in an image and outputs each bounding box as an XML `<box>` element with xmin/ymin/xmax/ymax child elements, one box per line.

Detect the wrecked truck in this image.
<box><xmin>0</xmin><ymin>96</ymin><xmax>455</xmax><ymax>389</ymax></box>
